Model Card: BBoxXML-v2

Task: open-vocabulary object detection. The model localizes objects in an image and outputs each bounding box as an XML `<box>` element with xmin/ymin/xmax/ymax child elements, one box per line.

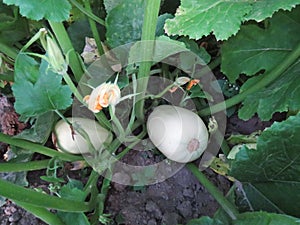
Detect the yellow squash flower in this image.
<box><xmin>84</xmin><ymin>82</ymin><xmax>121</xmax><ymax>113</ymax></box>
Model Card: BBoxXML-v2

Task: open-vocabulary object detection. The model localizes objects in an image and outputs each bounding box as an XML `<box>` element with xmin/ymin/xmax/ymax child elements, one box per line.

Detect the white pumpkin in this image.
<box><xmin>53</xmin><ymin>117</ymin><xmax>112</xmax><ymax>154</ymax></box>
<box><xmin>147</xmin><ymin>105</ymin><xmax>209</xmax><ymax>163</ymax></box>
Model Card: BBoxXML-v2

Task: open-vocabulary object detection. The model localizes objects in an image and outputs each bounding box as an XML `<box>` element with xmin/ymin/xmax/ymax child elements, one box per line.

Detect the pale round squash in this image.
<box><xmin>147</xmin><ymin>105</ymin><xmax>209</xmax><ymax>163</ymax></box>
<box><xmin>53</xmin><ymin>117</ymin><xmax>112</xmax><ymax>154</ymax></box>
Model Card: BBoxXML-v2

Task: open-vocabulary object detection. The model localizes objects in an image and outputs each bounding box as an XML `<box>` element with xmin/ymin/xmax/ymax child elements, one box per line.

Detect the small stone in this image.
<box><xmin>4</xmin><ymin>206</ymin><xmax>17</xmax><ymax>216</ymax></box>
<box><xmin>112</xmin><ymin>172</ymin><xmax>131</xmax><ymax>191</ymax></box>
<box><xmin>145</xmin><ymin>201</ymin><xmax>162</xmax><ymax>219</ymax></box>
<box><xmin>162</xmin><ymin>212</ymin><xmax>180</xmax><ymax>225</ymax></box>
<box><xmin>176</xmin><ymin>201</ymin><xmax>192</xmax><ymax>218</ymax></box>
<box><xmin>8</xmin><ymin>212</ymin><xmax>21</xmax><ymax>222</ymax></box>
<box><xmin>147</xmin><ymin>219</ymin><xmax>157</xmax><ymax>225</ymax></box>
<box><xmin>182</xmin><ymin>188</ymin><xmax>194</xmax><ymax>198</ymax></box>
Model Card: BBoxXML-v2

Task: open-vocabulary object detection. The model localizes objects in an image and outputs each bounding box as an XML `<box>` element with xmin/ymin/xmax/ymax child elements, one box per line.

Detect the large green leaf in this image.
<box><xmin>57</xmin><ymin>180</ymin><xmax>90</xmax><ymax>225</ymax></box>
<box><xmin>245</xmin><ymin>0</ymin><xmax>300</xmax><ymax>21</ymax></box>
<box><xmin>187</xmin><ymin>216</ymin><xmax>224</xmax><ymax>225</ymax></box>
<box><xmin>234</xmin><ymin>212</ymin><xmax>300</xmax><ymax>225</ymax></box>
<box><xmin>12</xmin><ymin>53</ymin><xmax>72</xmax><ymax>119</ymax></box>
<box><xmin>103</xmin><ymin>0</ymin><xmax>122</xmax><ymax>13</ymax></box>
<box><xmin>164</xmin><ymin>0</ymin><xmax>300</xmax><ymax>41</ymax></box>
<box><xmin>3</xmin><ymin>0</ymin><xmax>71</xmax><ymax>22</ymax></box>
<box><xmin>238</xmin><ymin>60</ymin><xmax>300</xmax><ymax>120</ymax></box>
<box><xmin>221</xmin><ymin>6</ymin><xmax>300</xmax><ymax>82</ymax></box>
<box><xmin>0</xmin><ymin>2</ymin><xmax>29</xmax><ymax>45</ymax></box>
<box><xmin>229</xmin><ymin>114</ymin><xmax>300</xmax><ymax>217</ymax></box>
<box><xmin>15</xmin><ymin>112</ymin><xmax>57</xmax><ymax>144</ymax></box>
<box><xmin>164</xmin><ymin>0</ymin><xmax>252</xmax><ymax>41</ymax></box>
<box><xmin>188</xmin><ymin>212</ymin><xmax>300</xmax><ymax>225</ymax></box>
<box><xmin>106</xmin><ymin>0</ymin><xmax>145</xmax><ymax>48</ymax></box>
<box><xmin>239</xmin><ymin>183</ymin><xmax>284</xmax><ymax>214</ymax></box>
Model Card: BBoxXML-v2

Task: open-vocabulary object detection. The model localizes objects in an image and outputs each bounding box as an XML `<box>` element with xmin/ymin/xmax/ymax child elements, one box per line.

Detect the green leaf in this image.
<box><xmin>229</xmin><ymin>114</ymin><xmax>300</xmax><ymax>217</ymax></box>
<box><xmin>14</xmin><ymin>51</ymin><xmax>40</xmax><ymax>83</ymax></box>
<box><xmin>106</xmin><ymin>0</ymin><xmax>145</xmax><ymax>48</ymax></box>
<box><xmin>15</xmin><ymin>112</ymin><xmax>57</xmax><ymax>144</ymax></box>
<box><xmin>0</xmin><ymin>2</ymin><xmax>29</xmax><ymax>45</ymax></box>
<box><xmin>178</xmin><ymin>37</ymin><xmax>211</xmax><ymax>65</ymax></box>
<box><xmin>128</xmin><ymin>36</ymin><xmax>188</xmax><ymax>66</ymax></box>
<box><xmin>59</xmin><ymin>179</ymin><xmax>85</xmax><ymax>202</ymax></box>
<box><xmin>237</xmin><ymin>183</ymin><xmax>284</xmax><ymax>213</ymax></box>
<box><xmin>187</xmin><ymin>216</ymin><xmax>224</xmax><ymax>225</ymax></box>
<box><xmin>245</xmin><ymin>0</ymin><xmax>300</xmax><ymax>22</ymax></box>
<box><xmin>156</xmin><ymin>13</ymin><xmax>173</xmax><ymax>36</ymax></box>
<box><xmin>238</xmin><ymin>60</ymin><xmax>300</xmax><ymax>120</ymax></box>
<box><xmin>57</xmin><ymin>212</ymin><xmax>90</xmax><ymax>225</ymax></box>
<box><xmin>3</xmin><ymin>0</ymin><xmax>71</xmax><ymax>22</ymax></box>
<box><xmin>0</xmin><ymin>196</ymin><xmax>5</xmax><ymax>207</ymax></box>
<box><xmin>0</xmin><ymin>171</ymin><xmax>28</xmax><ymax>187</ymax></box>
<box><xmin>164</xmin><ymin>0</ymin><xmax>300</xmax><ymax>41</ymax></box>
<box><xmin>234</xmin><ymin>212</ymin><xmax>300</xmax><ymax>225</ymax></box>
<box><xmin>221</xmin><ymin>7</ymin><xmax>300</xmax><ymax>82</ymax></box>
<box><xmin>12</xmin><ymin>53</ymin><xmax>73</xmax><ymax>119</ymax></box>
<box><xmin>57</xmin><ymin>179</ymin><xmax>89</xmax><ymax>225</ymax></box>
<box><xmin>67</xmin><ymin>20</ymin><xmax>93</xmax><ymax>53</ymax></box>
<box><xmin>103</xmin><ymin>0</ymin><xmax>122</xmax><ymax>13</ymax></box>
<box><xmin>164</xmin><ymin>0</ymin><xmax>253</xmax><ymax>41</ymax></box>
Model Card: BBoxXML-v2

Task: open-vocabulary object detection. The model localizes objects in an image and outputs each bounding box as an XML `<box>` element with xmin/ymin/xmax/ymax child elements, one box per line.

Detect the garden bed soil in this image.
<box><xmin>0</xmin><ymin>93</ymin><xmax>283</xmax><ymax>225</ymax></box>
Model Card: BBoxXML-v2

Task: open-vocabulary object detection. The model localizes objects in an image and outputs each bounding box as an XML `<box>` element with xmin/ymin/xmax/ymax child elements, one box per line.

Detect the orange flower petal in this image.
<box><xmin>83</xmin><ymin>95</ymin><xmax>90</xmax><ymax>103</ymax></box>
<box><xmin>95</xmin><ymin>102</ymin><xmax>102</xmax><ymax>111</ymax></box>
<box><xmin>186</xmin><ymin>79</ymin><xmax>200</xmax><ymax>91</ymax></box>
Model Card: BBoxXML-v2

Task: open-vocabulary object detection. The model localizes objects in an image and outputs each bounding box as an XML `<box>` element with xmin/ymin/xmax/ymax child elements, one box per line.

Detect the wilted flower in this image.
<box><xmin>169</xmin><ymin>77</ymin><xmax>200</xmax><ymax>93</ymax></box>
<box><xmin>84</xmin><ymin>82</ymin><xmax>121</xmax><ymax>113</ymax></box>
<box><xmin>175</xmin><ymin>76</ymin><xmax>191</xmax><ymax>86</ymax></box>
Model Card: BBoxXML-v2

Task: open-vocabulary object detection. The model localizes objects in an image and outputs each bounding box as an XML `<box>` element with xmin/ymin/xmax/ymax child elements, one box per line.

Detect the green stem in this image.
<box><xmin>212</xmin><ymin>129</ymin><xmax>230</xmax><ymax>156</ymax></box>
<box><xmin>83</xmin><ymin>0</ymin><xmax>105</xmax><ymax>55</ymax></box>
<box><xmin>0</xmin><ymin>160</ymin><xmax>49</xmax><ymax>172</ymax></box>
<box><xmin>221</xmin><ymin>138</ymin><xmax>231</xmax><ymax>156</ymax></box>
<box><xmin>69</xmin><ymin>0</ymin><xmax>105</xmax><ymax>26</ymax></box>
<box><xmin>62</xmin><ymin>72</ymin><xmax>84</xmax><ymax>102</ymax></box>
<box><xmin>14</xmin><ymin>201</ymin><xmax>66</xmax><ymax>225</ymax></box>
<box><xmin>48</xmin><ymin>21</ymin><xmax>84</xmax><ymax>82</ymax></box>
<box><xmin>97</xmin><ymin>136</ymin><xmax>146</xmax><ymax>217</ymax></box>
<box><xmin>110</xmin><ymin>107</ymin><xmax>125</xmax><ymax>141</ymax></box>
<box><xmin>95</xmin><ymin>112</ymin><xmax>113</xmax><ymax>131</ymax></box>
<box><xmin>0</xmin><ymin>40</ymin><xmax>18</xmax><ymax>59</ymax></box>
<box><xmin>83</xmin><ymin>170</ymin><xmax>100</xmax><ymax>196</ymax></box>
<box><xmin>135</xmin><ymin>0</ymin><xmax>161</xmax><ymax>122</ymax></box>
<box><xmin>97</xmin><ymin>177</ymin><xmax>111</xmax><ymax>218</ymax></box>
<box><xmin>199</xmin><ymin>42</ymin><xmax>300</xmax><ymax>116</ymax></box>
<box><xmin>186</xmin><ymin>163</ymin><xmax>239</xmax><ymax>220</ymax></box>
<box><xmin>107</xmin><ymin>138</ymin><xmax>122</xmax><ymax>154</ymax></box>
<box><xmin>0</xmin><ymin>133</ymin><xmax>83</xmax><ymax>162</ymax></box>
<box><xmin>0</xmin><ymin>178</ymin><xmax>91</xmax><ymax>212</ymax></box>
<box><xmin>116</xmin><ymin>129</ymin><xmax>146</xmax><ymax>159</ymax></box>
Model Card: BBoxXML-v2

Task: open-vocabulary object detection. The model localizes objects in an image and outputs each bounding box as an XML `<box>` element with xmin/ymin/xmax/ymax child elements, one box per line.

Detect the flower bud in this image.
<box><xmin>46</xmin><ymin>36</ymin><xmax>67</xmax><ymax>74</ymax></box>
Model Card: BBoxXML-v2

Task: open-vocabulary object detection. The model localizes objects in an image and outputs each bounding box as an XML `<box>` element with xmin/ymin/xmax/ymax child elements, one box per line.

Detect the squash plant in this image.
<box><xmin>0</xmin><ymin>0</ymin><xmax>300</xmax><ymax>224</ymax></box>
